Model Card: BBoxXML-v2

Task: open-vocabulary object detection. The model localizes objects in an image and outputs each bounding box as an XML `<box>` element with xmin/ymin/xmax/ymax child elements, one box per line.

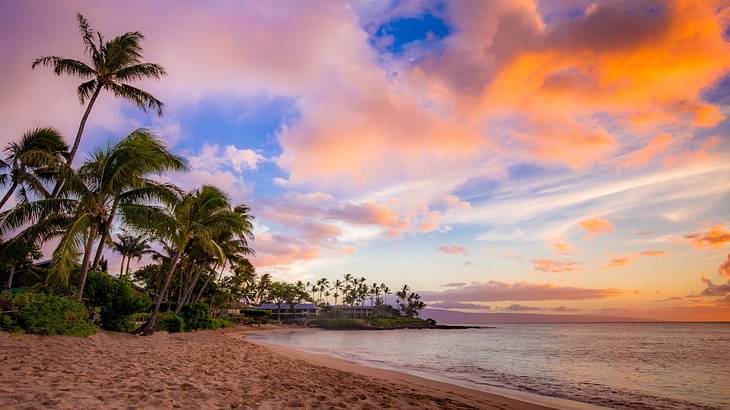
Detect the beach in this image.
<box><xmin>0</xmin><ymin>327</ymin><xmax>553</xmax><ymax>409</ymax></box>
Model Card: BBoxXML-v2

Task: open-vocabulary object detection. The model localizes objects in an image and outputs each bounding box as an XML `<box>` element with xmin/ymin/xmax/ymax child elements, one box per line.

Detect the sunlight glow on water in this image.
<box><xmin>250</xmin><ymin>323</ymin><xmax>730</xmax><ymax>409</ymax></box>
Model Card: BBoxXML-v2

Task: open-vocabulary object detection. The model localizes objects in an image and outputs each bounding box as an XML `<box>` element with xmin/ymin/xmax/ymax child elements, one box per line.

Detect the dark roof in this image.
<box><xmin>258</xmin><ymin>303</ymin><xmax>319</xmax><ymax>310</ymax></box>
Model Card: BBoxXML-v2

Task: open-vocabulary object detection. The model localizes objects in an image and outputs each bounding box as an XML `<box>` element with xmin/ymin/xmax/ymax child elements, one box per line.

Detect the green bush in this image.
<box><xmin>156</xmin><ymin>311</ymin><xmax>185</xmax><ymax>332</ymax></box>
<box><xmin>0</xmin><ymin>291</ymin><xmax>96</xmax><ymax>336</ymax></box>
<box><xmin>312</xmin><ymin>318</ymin><xmax>367</xmax><ymax>329</ymax></box>
<box><xmin>369</xmin><ymin>317</ymin><xmax>427</xmax><ymax>328</ymax></box>
<box><xmin>239</xmin><ymin>308</ymin><xmax>272</xmax><ymax>324</ymax></box>
<box><xmin>84</xmin><ymin>271</ymin><xmax>150</xmax><ymax>332</ymax></box>
<box><xmin>180</xmin><ymin>302</ymin><xmax>213</xmax><ymax>330</ymax></box>
<box><xmin>211</xmin><ymin>318</ymin><xmax>234</xmax><ymax>329</ymax></box>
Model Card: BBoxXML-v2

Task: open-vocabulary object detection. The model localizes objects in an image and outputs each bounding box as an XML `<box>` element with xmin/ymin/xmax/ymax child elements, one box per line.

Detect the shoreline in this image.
<box><xmin>243</xmin><ymin>328</ymin><xmax>605</xmax><ymax>410</ymax></box>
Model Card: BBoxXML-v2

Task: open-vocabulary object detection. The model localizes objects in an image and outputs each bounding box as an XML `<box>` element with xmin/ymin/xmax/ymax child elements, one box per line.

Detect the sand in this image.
<box><xmin>0</xmin><ymin>327</ymin><xmax>558</xmax><ymax>409</ymax></box>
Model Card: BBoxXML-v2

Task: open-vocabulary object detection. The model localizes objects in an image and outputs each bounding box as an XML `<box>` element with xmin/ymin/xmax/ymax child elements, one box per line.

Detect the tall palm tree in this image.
<box><xmin>331</xmin><ymin>279</ymin><xmax>343</xmax><ymax>306</ymax></box>
<box><xmin>133</xmin><ymin>186</ymin><xmax>252</xmax><ymax>334</ymax></box>
<box><xmin>0</xmin><ymin>127</ymin><xmax>68</xmax><ymax>211</ymax></box>
<box><xmin>32</xmin><ymin>13</ymin><xmax>166</xmax><ymax>166</ymax></box>
<box><xmin>113</xmin><ymin>232</ymin><xmax>151</xmax><ymax>277</ymax></box>
<box><xmin>0</xmin><ymin>130</ymin><xmax>184</xmax><ymax>300</ymax></box>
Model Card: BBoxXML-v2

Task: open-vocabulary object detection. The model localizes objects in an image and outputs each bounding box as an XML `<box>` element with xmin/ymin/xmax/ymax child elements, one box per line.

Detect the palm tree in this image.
<box><xmin>331</xmin><ymin>279</ymin><xmax>343</xmax><ymax>306</ymax></box>
<box><xmin>0</xmin><ymin>130</ymin><xmax>184</xmax><ymax>300</ymax></box>
<box><xmin>113</xmin><ymin>232</ymin><xmax>151</xmax><ymax>277</ymax></box>
<box><xmin>32</xmin><ymin>13</ymin><xmax>166</xmax><ymax>167</ymax></box>
<box><xmin>133</xmin><ymin>186</ymin><xmax>252</xmax><ymax>334</ymax></box>
<box><xmin>0</xmin><ymin>127</ymin><xmax>68</xmax><ymax>211</ymax></box>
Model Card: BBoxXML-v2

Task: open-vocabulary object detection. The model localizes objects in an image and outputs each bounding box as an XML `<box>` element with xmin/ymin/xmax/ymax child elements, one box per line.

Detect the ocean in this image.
<box><xmin>248</xmin><ymin>323</ymin><xmax>730</xmax><ymax>409</ymax></box>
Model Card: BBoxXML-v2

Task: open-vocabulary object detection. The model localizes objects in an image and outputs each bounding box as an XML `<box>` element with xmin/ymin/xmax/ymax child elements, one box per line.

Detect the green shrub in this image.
<box><xmin>180</xmin><ymin>302</ymin><xmax>213</xmax><ymax>330</ymax></box>
<box><xmin>312</xmin><ymin>318</ymin><xmax>367</xmax><ymax>329</ymax></box>
<box><xmin>156</xmin><ymin>311</ymin><xmax>185</xmax><ymax>332</ymax></box>
<box><xmin>239</xmin><ymin>308</ymin><xmax>272</xmax><ymax>324</ymax></box>
<box><xmin>0</xmin><ymin>291</ymin><xmax>96</xmax><ymax>336</ymax></box>
<box><xmin>369</xmin><ymin>317</ymin><xmax>427</xmax><ymax>328</ymax></box>
<box><xmin>84</xmin><ymin>271</ymin><xmax>150</xmax><ymax>332</ymax></box>
<box><xmin>211</xmin><ymin>318</ymin><xmax>234</xmax><ymax>329</ymax></box>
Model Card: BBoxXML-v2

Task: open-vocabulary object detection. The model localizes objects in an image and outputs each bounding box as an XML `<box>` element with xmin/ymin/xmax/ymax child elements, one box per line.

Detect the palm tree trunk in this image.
<box><xmin>51</xmin><ymin>84</ymin><xmax>102</xmax><ymax>198</ymax></box>
<box><xmin>91</xmin><ymin>201</ymin><xmax>117</xmax><ymax>270</ymax></box>
<box><xmin>176</xmin><ymin>265</ymin><xmax>203</xmax><ymax>313</ymax></box>
<box><xmin>76</xmin><ymin>226</ymin><xmax>98</xmax><ymax>301</ymax></box>
<box><xmin>119</xmin><ymin>256</ymin><xmax>126</xmax><ymax>278</ymax></box>
<box><xmin>5</xmin><ymin>265</ymin><xmax>15</xmax><ymax>289</ymax></box>
<box><xmin>138</xmin><ymin>249</ymin><xmax>182</xmax><ymax>335</ymax></box>
<box><xmin>125</xmin><ymin>257</ymin><xmax>132</xmax><ymax>278</ymax></box>
<box><xmin>193</xmin><ymin>276</ymin><xmax>211</xmax><ymax>303</ymax></box>
<box><xmin>0</xmin><ymin>181</ymin><xmax>18</xmax><ymax>212</ymax></box>
<box><xmin>68</xmin><ymin>85</ymin><xmax>102</xmax><ymax>166</ymax></box>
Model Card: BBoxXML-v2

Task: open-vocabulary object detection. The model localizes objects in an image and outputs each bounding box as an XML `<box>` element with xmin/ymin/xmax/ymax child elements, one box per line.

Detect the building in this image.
<box><xmin>329</xmin><ymin>305</ymin><xmax>375</xmax><ymax>318</ymax></box>
<box><xmin>257</xmin><ymin>303</ymin><xmax>321</xmax><ymax>319</ymax></box>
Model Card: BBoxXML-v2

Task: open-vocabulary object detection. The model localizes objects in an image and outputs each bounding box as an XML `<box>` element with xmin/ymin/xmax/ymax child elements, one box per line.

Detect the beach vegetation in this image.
<box><xmin>0</xmin><ymin>290</ymin><xmax>96</xmax><ymax>336</ymax></box>
<box><xmin>84</xmin><ymin>270</ymin><xmax>150</xmax><ymax>332</ymax></box>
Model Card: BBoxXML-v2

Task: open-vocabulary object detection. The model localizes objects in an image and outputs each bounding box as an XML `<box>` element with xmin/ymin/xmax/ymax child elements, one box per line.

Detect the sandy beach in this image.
<box><xmin>0</xmin><ymin>327</ymin><xmax>557</xmax><ymax>409</ymax></box>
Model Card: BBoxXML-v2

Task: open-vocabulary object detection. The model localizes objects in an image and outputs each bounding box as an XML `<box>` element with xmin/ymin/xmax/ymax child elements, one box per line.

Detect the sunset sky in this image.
<box><xmin>1</xmin><ymin>0</ymin><xmax>729</xmax><ymax>321</ymax></box>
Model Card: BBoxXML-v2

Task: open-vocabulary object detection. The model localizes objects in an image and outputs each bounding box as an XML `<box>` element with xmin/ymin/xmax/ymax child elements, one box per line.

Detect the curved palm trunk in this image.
<box><xmin>91</xmin><ymin>201</ymin><xmax>117</xmax><ymax>270</ymax></box>
<box><xmin>76</xmin><ymin>226</ymin><xmax>98</xmax><ymax>301</ymax></box>
<box><xmin>0</xmin><ymin>181</ymin><xmax>18</xmax><ymax>212</ymax></box>
<box><xmin>119</xmin><ymin>256</ymin><xmax>126</xmax><ymax>278</ymax></box>
<box><xmin>138</xmin><ymin>249</ymin><xmax>182</xmax><ymax>335</ymax></box>
<box><xmin>52</xmin><ymin>85</ymin><xmax>102</xmax><ymax>198</ymax></box>
<box><xmin>125</xmin><ymin>257</ymin><xmax>132</xmax><ymax>278</ymax></box>
<box><xmin>68</xmin><ymin>85</ymin><xmax>102</xmax><ymax>166</ymax></box>
<box><xmin>5</xmin><ymin>265</ymin><xmax>15</xmax><ymax>289</ymax></box>
<box><xmin>176</xmin><ymin>265</ymin><xmax>203</xmax><ymax>313</ymax></box>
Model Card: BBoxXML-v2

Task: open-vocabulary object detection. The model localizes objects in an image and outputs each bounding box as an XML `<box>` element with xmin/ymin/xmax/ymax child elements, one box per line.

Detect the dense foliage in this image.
<box><xmin>0</xmin><ymin>291</ymin><xmax>96</xmax><ymax>336</ymax></box>
<box><xmin>84</xmin><ymin>270</ymin><xmax>150</xmax><ymax>332</ymax></box>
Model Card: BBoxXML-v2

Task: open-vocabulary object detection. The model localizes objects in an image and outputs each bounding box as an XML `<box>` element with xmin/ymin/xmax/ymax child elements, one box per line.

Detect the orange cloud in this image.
<box><xmin>685</xmin><ymin>225</ymin><xmax>730</xmax><ymax>249</ymax></box>
<box><xmin>615</xmin><ymin>134</ymin><xmax>673</xmax><ymax>170</ymax></box>
<box><xmin>579</xmin><ymin>217</ymin><xmax>614</xmax><ymax>237</ymax></box>
<box><xmin>719</xmin><ymin>254</ymin><xmax>730</xmax><ymax>278</ymax></box>
<box><xmin>550</xmin><ymin>241</ymin><xmax>576</xmax><ymax>256</ymax></box>
<box><xmin>641</xmin><ymin>250</ymin><xmax>667</xmax><ymax>257</ymax></box>
<box><xmin>337</xmin><ymin>246</ymin><xmax>358</xmax><ymax>256</ymax></box>
<box><xmin>600</xmin><ymin>256</ymin><xmax>634</xmax><ymax>270</ymax></box>
<box><xmin>438</xmin><ymin>245</ymin><xmax>468</xmax><ymax>255</ymax></box>
<box><xmin>532</xmin><ymin>259</ymin><xmax>581</xmax><ymax>273</ymax></box>
<box><xmin>253</xmin><ymin>233</ymin><xmax>320</xmax><ymax>267</ymax></box>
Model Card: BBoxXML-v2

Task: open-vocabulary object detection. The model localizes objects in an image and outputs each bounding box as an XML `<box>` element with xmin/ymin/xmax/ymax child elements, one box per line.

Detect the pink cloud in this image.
<box><xmin>420</xmin><ymin>280</ymin><xmax>624</xmax><ymax>302</ymax></box>
<box><xmin>600</xmin><ymin>256</ymin><xmax>634</xmax><ymax>270</ymax></box>
<box><xmin>532</xmin><ymin>259</ymin><xmax>581</xmax><ymax>273</ymax></box>
<box><xmin>720</xmin><ymin>254</ymin><xmax>730</xmax><ymax>278</ymax></box>
<box><xmin>438</xmin><ymin>245</ymin><xmax>468</xmax><ymax>255</ymax></box>
<box><xmin>615</xmin><ymin>134</ymin><xmax>673</xmax><ymax>170</ymax></box>
<box><xmin>550</xmin><ymin>241</ymin><xmax>576</xmax><ymax>256</ymax></box>
<box><xmin>252</xmin><ymin>233</ymin><xmax>320</xmax><ymax>268</ymax></box>
<box><xmin>579</xmin><ymin>217</ymin><xmax>614</xmax><ymax>237</ymax></box>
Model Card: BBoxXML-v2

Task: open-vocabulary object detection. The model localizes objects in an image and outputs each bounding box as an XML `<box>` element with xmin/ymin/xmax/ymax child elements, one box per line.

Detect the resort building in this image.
<box><xmin>257</xmin><ymin>303</ymin><xmax>321</xmax><ymax>318</ymax></box>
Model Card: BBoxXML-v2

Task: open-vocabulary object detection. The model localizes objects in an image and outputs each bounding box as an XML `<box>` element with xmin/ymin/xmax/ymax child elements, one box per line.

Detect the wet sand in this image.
<box><xmin>0</xmin><ymin>327</ymin><xmax>557</xmax><ymax>409</ymax></box>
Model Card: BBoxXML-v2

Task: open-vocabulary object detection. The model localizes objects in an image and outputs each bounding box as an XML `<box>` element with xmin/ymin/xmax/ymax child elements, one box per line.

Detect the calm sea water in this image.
<box><xmin>248</xmin><ymin>323</ymin><xmax>730</xmax><ymax>409</ymax></box>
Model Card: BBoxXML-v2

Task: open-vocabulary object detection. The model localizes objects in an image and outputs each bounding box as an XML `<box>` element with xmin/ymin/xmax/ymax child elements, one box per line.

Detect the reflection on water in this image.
<box><xmin>249</xmin><ymin>323</ymin><xmax>730</xmax><ymax>409</ymax></box>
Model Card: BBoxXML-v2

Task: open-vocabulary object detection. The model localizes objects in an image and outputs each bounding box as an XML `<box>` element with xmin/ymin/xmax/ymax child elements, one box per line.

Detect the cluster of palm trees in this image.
<box><xmin>0</xmin><ymin>13</ymin><xmax>255</xmax><ymax>334</ymax></box>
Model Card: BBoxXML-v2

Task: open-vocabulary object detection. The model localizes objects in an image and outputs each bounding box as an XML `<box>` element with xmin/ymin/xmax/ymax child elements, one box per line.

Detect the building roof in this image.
<box><xmin>258</xmin><ymin>303</ymin><xmax>319</xmax><ymax>310</ymax></box>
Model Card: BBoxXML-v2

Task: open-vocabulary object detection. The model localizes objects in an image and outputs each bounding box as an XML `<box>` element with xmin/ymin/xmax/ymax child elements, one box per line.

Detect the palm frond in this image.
<box><xmin>48</xmin><ymin>213</ymin><xmax>92</xmax><ymax>288</ymax></box>
<box><xmin>108</xmin><ymin>83</ymin><xmax>163</xmax><ymax>116</ymax></box>
<box><xmin>114</xmin><ymin>63</ymin><xmax>166</xmax><ymax>82</ymax></box>
<box><xmin>31</xmin><ymin>56</ymin><xmax>96</xmax><ymax>78</ymax></box>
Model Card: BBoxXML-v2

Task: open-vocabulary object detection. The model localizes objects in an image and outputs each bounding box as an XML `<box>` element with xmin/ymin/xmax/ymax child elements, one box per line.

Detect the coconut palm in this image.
<box><xmin>331</xmin><ymin>279</ymin><xmax>343</xmax><ymax>306</ymax></box>
<box><xmin>133</xmin><ymin>185</ymin><xmax>253</xmax><ymax>334</ymax></box>
<box><xmin>0</xmin><ymin>127</ymin><xmax>68</xmax><ymax>211</ymax></box>
<box><xmin>0</xmin><ymin>129</ymin><xmax>184</xmax><ymax>300</ymax></box>
<box><xmin>113</xmin><ymin>232</ymin><xmax>151</xmax><ymax>277</ymax></box>
<box><xmin>32</xmin><ymin>13</ymin><xmax>166</xmax><ymax>166</ymax></box>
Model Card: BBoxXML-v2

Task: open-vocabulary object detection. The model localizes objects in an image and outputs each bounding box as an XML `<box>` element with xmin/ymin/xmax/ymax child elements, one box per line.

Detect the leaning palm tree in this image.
<box><xmin>32</xmin><ymin>13</ymin><xmax>166</xmax><ymax>166</ymax></box>
<box><xmin>132</xmin><ymin>185</ymin><xmax>252</xmax><ymax>334</ymax></box>
<box><xmin>0</xmin><ymin>129</ymin><xmax>184</xmax><ymax>300</ymax></box>
<box><xmin>0</xmin><ymin>127</ymin><xmax>68</xmax><ymax>211</ymax></box>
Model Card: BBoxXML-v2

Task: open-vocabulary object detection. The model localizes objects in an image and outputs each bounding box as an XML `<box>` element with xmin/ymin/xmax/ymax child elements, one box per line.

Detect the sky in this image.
<box><xmin>1</xmin><ymin>0</ymin><xmax>729</xmax><ymax>321</ymax></box>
